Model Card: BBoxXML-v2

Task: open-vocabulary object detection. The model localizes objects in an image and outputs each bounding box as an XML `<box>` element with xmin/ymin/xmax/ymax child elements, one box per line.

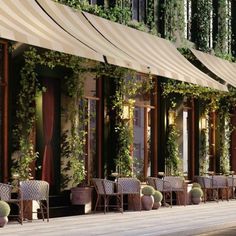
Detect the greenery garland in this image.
<box><xmin>11</xmin><ymin>49</ymin><xmax>40</xmax><ymax>180</ymax></box>
<box><xmin>12</xmin><ymin>48</ymin><xmax>90</xmax><ymax>187</ymax></box>
<box><xmin>165</xmin><ymin>121</ymin><xmax>181</xmax><ymax>175</ymax></box>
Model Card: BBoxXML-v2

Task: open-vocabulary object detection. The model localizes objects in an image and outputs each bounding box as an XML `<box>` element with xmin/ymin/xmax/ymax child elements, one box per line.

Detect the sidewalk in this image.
<box><xmin>2</xmin><ymin>200</ymin><xmax>236</xmax><ymax>236</ymax></box>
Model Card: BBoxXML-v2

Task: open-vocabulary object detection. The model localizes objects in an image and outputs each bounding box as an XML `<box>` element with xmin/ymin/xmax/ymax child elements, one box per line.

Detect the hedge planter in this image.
<box><xmin>0</xmin><ymin>201</ymin><xmax>10</xmax><ymax>227</ymax></box>
<box><xmin>71</xmin><ymin>186</ymin><xmax>92</xmax><ymax>205</ymax></box>
<box><xmin>141</xmin><ymin>195</ymin><xmax>154</xmax><ymax>210</ymax></box>
<box><xmin>141</xmin><ymin>186</ymin><xmax>155</xmax><ymax>210</ymax></box>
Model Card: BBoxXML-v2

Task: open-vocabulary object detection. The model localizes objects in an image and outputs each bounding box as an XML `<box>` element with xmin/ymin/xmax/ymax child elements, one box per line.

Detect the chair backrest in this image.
<box><xmin>20</xmin><ymin>180</ymin><xmax>49</xmax><ymax>201</ymax></box>
<box><xmin>117</xmin><ymin>178</ymin><xmax>140</xmax><ymax>194</ymax></box>
<box><xmin>146</xmin><ymin>177</ymin><xmax>156</xmax><ymax>189</ymax></box>
<box><xmin>147</xmin><ymin>177</ymin><xmax>164</xmax><ymax>191</ymax></box>
<box><xmin>213</xmin><ymin>175</ymin><xmax>227</xmax><ymax>188</ymax></box>
<box><xmin>92</xmin><ymin>178</ymin><xmax>116</xmax><ymax>195</ymax></box>
<box><xmin>0</xmin><ymin>183</ymin><xmax>12</xmax><ymax>201</ymax></box>
<box><xmin>164</xmin><ymin>176</ymin><xmax>184</xmax><ymax>190</ymax></box>
<box><xmin>195</xmin><ymin>176</ymin><xmax>213</xmax><ymax>188</ymax></box>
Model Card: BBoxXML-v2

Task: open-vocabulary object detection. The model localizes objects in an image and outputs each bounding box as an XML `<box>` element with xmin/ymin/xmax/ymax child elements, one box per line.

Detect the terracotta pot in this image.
<box><xmin>141</xmin><ymin>195</ymin><xmax>154</xmax><ymax>210</ymax></box>
<box><xmin>191</xmin><ymin>197</ymin><xmax>201</xmax><ymax>204</ymax></box>
<box><xmin>153</xmin><ymin>201</ymin><xmax>161</xmax><ymax>209</ymax></box>
<box><xmin>0</xmin><ymin>216</ymin><xmax>8</xmax><ymax>227</ymax></box>
<box><xmin>71</xmin><ymin>187</ymin><xmax>92</xmax><ymax>205</ymax></box>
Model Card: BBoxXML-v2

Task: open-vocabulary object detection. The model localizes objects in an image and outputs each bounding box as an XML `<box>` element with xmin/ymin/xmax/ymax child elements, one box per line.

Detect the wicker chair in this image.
<box><xmin>194</xmin><ymin>176</ymin><xmax>218</xmax><ymax>203</ymax></box>
<box><xmin>20</xmin><ymin>180</ymin><xmax>49</xmax><ymax>222</ymax></box>
<box><xmin>164</xmin><ymin>176</ymin><xmax>186</xmax><ymax>206</ymax></box>
<box><xmin>146</xmin><ymin>177</ymin><xmax>172</xmax><ymax>207</ymax></box>
<box><xmin>0</xmin><ymin>183</ymin><xmax>23</xmax><ymax>224</ymax></box>
<box><xmin>92</xmin><ymin>178</ymin><xmax>123</xmax><ymax>214</ymax></box>
<box><xmin>227</xmin><ymin>175</ymin><xmax>236</xmax><ymax>199</ymax></box>
<box><xmin>213</xmin><ymin>175</ymin><xmax>229</xmax><ymax>201</ymax></box>
<box><xmin>117</xmin><ymin>178</ymin><xmax>141</xmax><ymax>211</ymax></box>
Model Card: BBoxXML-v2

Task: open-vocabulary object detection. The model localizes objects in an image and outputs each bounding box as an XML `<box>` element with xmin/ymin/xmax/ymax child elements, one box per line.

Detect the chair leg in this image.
<box><xmin>19</xmin><ymin>199</ymin><xmax>23</xmax><ymax>224</ymax></box>
<box><xmin>120</xmin><ymin>194</ymin><xmax>123</xmax><ymax>213</ymax></box>
<box><xmin>94</xmin><ymin>195</ymin><xmax>100</xmax><ymax>213</ymax></box>
<box><xmin>46</xmin><ymin>200</ymin><xmax>49</xmax><ymax>222</ymax></box>
<box><xmin>39</xmin><ymin>201</ymin><xmax>45</xmax><ymax>221</ymax></box>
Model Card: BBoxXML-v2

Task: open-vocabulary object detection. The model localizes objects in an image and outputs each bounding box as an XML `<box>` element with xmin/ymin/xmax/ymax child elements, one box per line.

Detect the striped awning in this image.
<box><xmin>83</xmin><ymin>12</ymin><xmax>227</xmax><ymax>91</ymax></box>
<box><xmin>0</xmin><ymin>0</ymin><xmax>227</xmax><ymax>91</ymax></box>
<box><xmin>36</xmin><ymin>0</ymin><xmax>150</xmax><ymax>74</ymax></box>
<box><xmin>0</xmin><ymin>0</ymin><xmax>103</xmax><ymax>62</ymax></box>
<box><xmin>191</xmin><ymin>49</ymin><xmax>236</xmax><ymax>88</ymax></box>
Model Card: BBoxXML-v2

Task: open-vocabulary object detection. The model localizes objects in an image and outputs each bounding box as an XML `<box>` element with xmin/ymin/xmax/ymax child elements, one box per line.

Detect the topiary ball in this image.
<box><xmin>142</xmin><ymin>186</ymin><xmax>155</xmax><ymax>196</ymax></box>
<box><xmin>192</xmin><ymin>182</ymin><xmax>201</xmax><ymax>189</ymax></box>
<box><xmin>153</xmin><ymin>190</ymin><xmax>163</xmax><ymax>202</ymax></box>
<box><xmin>190</xmin><ymin>188</ymin><xmax>203</xmax><ymax>198</ymax></box>
<box><xmin>0</xmin><ymin>201</ymin><xmax>10</xmax><ymax>217</ymax></box>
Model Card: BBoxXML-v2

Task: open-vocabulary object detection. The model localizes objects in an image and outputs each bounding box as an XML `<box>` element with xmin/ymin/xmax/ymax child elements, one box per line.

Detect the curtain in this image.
<box><xmin>42</xmin><ymin>78</ymin><xmax>54</xmax><ymax>186</ymax></box>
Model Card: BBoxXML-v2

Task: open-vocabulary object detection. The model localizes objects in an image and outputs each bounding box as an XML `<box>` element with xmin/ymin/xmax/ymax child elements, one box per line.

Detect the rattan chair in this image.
<box><xmin>227</xmin><ymin>175</ymin><xmax>236</xmax><ymax>199</ymax></box>
<box><xmin>92</xmin><ymin>178</ymin><xmax>123</xmax><ymax>214</ymax></box>
<box><xmin>147</xmin><ymin>176</ymin><xmax>172</xmax><ymax>207</ymax></box>
<box><xmin>164</xmin><ymin>176</ymin><xmax>186</xmax><ymax>206</ymax></box>
<box><xmin>0</xmin><ymin>183</ymin><xmax>23</xmax><ymax>224</ymax></box>
<box><xmin>213</xmin><ymin>175</ymin><xmax>229</xmax><ymax>201</ymax></box>
<box><xmin>194</xmin><ymin>176</ymin><xmax>218</xmax><ymax>203</ymax></box>
<box><xmin>117</xmin><ymin>178</ymin><xmax>141</xmax><ymax>211</ymax></box>
<box><xmin>20</xmin><ymin>180</ymin><xmax>49</xmax><ymax>222</ymax></box>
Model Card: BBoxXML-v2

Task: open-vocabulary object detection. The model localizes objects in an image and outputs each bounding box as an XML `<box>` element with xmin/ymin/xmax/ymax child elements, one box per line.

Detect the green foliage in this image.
<box><xmin>161</xmin><ymin>0</ymin><xmax>185</xmax><ymax>41</ymax></box>
<box><xmin>11</xmin><ymin>141</ymin><xmax>39</xmax><ymax>181</ymax></box>
<box><xmin>0</xmin><ymin>201</ymin><xmax>10</xmax><ymax>217</ymax></box>
<box><xmin>199</xmin><ymin>128</ymin><xmax>210</xmax><ymax>175</ymax></box>
<box><xmin>142</xmin><ymin>185</ymin><xmax>155</xmax><ymax>196</ymax></box>
<box><xmin>61</xmin><ymin>130</ymin><xmax>86</xmax><ymax>188</ymax></box>
<box><xmin>55</xmin><ymin>0</ymin><xmax>131</xmax><ymax>24</ymax></box>
<box><xmin>192</xmin><ymin>182</ymin><xmax>201</xmax><ymax>189</ymax></box>
<box><xmin>166</xmin><ymin>123</ymin><xmax>181</xmax><ymax>175</ymax></box>
<box><xmin>214</xmin><ymin>0</ymin><xmax>229</xmax><ymax>55</ymax></box>
<box><xmin>12</xmin><ymin>48</ymin><xmax>40</xmax><ymax>180</ymax></box>
<box><xmin>190</xmin><ymin>187</ymin><xmax>203</xmax><ymax>198</ymax></box>
<box><xmin>153</xmin><ymin>190</ymin><xmax>163</xmax><ymax>202</ymax></box>
<box><xmin>218</xmin><ymin>112</ymin><xmax>231</xmax><ymax>174</ymax></box>
<box><xmin>192</xmin><ymin>0</ymin><xmax>212</xmax><ymax>51</ymax></box>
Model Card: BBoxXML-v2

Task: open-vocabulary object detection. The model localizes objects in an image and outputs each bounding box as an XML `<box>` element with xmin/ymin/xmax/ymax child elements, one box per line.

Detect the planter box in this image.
<box><xmin>71</xmin><ymin>187</ymin><xmax>92</xmax><ymax>213</ymax></box>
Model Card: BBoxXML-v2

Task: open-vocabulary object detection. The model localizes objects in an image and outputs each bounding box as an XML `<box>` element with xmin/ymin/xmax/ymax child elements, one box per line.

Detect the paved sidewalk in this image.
<box><xmin>2</xmin><ymin>200</ymin><xmax>236</xmax><ymax>236</ymax></box>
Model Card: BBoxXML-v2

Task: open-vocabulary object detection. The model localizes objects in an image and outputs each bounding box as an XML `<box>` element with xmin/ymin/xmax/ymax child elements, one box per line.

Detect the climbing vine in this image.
<box><xmin>192</xmin><ymin>0</ymin><xmax>212</xmax><ymax>52</ymax></box>
<box><xmin>161</xmin><ymin>0</ymin><xmax>185</xmax><ymax>41</ymax></box>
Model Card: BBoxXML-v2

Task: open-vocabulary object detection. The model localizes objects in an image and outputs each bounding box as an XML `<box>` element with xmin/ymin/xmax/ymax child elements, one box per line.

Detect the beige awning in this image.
<box><xmin>83</xmin><ymin>12</ymin><xmax>227</xmax><ymax>91</ymax></box>
<box><xmin>0</xmin><ymin>0</ymin><xmax>103</xmax><ymax>62</ymax></box>
<box><xmin>36</xmin><ymin>0</ymin><xmax>150</xmax><ymax>74</ymax></box>
<box><xmin>0</xmin><ymin>0</ymin><xmax>228</xmax><ymax>91</ymax></box>
<box><xmin>191</xmin><ymin>49</ymin><xmax>236</xmax><ymax>88</ymax></box>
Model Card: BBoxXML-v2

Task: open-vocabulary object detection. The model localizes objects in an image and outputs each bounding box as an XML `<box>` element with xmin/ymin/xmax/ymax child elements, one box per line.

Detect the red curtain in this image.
<box><xmin>42</xmin><ymin>79</ymin><xmax>54</xmax><ymax>186</ymax></box>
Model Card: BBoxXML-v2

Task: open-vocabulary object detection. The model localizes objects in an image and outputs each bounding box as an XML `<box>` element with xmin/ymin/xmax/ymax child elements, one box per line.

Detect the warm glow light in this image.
<box><xmin>201</xmin><ymin>117</ymin><xmax>207</xmax><ymax>130</ymax></box>
<box><xmin>122</xmin><ymin>104</ymin><xmax>130</xmax><ymax>120</ymax></box>
<box><xmin>168</xmin><ymin>110</ymin><xmax>176</xmax><ymax>125</ymax></box>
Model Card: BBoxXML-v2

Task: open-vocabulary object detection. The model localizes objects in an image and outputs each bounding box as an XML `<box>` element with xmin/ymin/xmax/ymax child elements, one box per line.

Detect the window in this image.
<box><xmin>134</xmin><ymin>108</ymin><xmax>141</xmax><ymax>127</ymax></box>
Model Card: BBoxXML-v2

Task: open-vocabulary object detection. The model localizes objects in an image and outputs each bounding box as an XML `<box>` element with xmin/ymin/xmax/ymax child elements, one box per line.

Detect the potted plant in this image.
<box><xmin>152</xmin><ymin>190</ymin><xmax>163</xmax><ymax>209</ymax></box>
<box><xmin>0</xmin><ymin>201</ymin><xmax>10</xmax><ymax>227</ymax></box>
<box><xmin>61</xmin><ymin>130</ymin><xmax>91</xmax><ymax>206</ymax></box>
<box><xmin>141</xmin><ymin>186</ymin><xmax>155</xmax><ymax>210</ymax></box>
<box><xmin>190</xmin><ymin>187</ymin><xmax>203</xmax><ymax>204</ymax></box>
